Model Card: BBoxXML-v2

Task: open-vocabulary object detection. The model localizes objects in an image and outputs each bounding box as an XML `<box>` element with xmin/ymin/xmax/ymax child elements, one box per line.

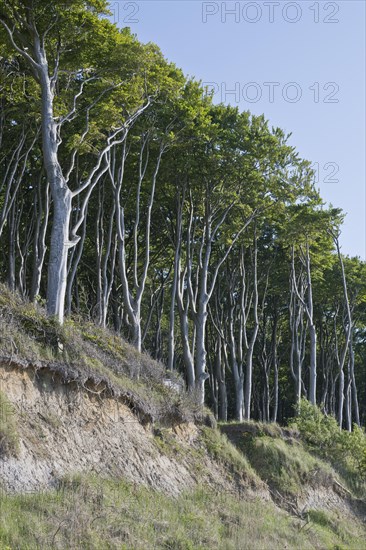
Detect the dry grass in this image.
<box><xmin>0</xmin><ymin>283</ymin><xmax>213</xmax><ymax>428</ymax></box>
<box><xmin>0</xmin><ymin>474</ymin><xmax>364</xmax><ymax>549</ymax></box>
<box><xmin>1</xmin><ymin>286</ymin><xmax>366</xmax><ymax>548</ymax></box>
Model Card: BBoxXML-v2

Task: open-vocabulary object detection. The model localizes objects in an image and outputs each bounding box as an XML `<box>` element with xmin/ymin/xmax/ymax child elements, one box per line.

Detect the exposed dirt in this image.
<box><xmin>0</xmin><ymin>362</ymin><xmax>263</xmax><ymax>499</ymax></box>
<box><xmin>221</xmin><ymin>422</ymin><xmax>366</xmax><ymax>525</ymax></box>
<box><xmin>1</xmin><ymin>359</ymin><xmax>365</xmax><ymax>539</ymax></box>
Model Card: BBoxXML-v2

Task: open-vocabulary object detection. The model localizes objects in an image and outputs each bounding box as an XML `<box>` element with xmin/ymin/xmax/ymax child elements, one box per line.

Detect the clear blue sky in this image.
<box><xmin>111</xmin><ymin>0</ymin><xmax>365</xmax><ymax>259</ymax></box>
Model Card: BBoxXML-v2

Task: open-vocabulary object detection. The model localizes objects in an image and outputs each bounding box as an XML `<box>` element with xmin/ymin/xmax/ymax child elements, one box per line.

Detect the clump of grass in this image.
<box><xmin>0</xmin><ymin>283</ymin><xmax>210</xmax><ymax>429</ymax></box>
<box><xmin>0</xmin><ymin>474</ymin><xmax>364</xmax><ymax>549</ymax></box>
<box><xmin>200</xmin><ymin>426</ymin><xmax>259</xmax><ymax>486</ymax></box>
<box><xmin>0</xmin><ymin>390</ymin><xmax>20</xmax><ymax>457</ymax></box>
<box><xmin>238</xmin><ymin>434</ymin><xmax>331</xmax><ymax>497</ymax></box>
<box><xmin>153</xmin><ymin>427</ymin><xmax>186</xmax><ymax>458</ymax></box>
<box><xmin>306</xmin><ymin>508</ymin><xmax>362</xmax><ymax>549</ymax></box>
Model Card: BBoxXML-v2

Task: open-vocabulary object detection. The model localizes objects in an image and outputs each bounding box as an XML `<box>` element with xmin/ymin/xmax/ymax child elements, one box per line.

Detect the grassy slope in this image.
<box><xmin>0</xmin><ymin>284</ymin><xmax>207</xmax><ymax>427</ymax></box>
<box><xmin>0</xmin><ymin>472</ymin><xmax>364</xmax><ymax>550</ymax></box>
<box><xmin>0</xmin><ymin>286</ymin><xmax>366</xmax><ymax>549</ymax></box>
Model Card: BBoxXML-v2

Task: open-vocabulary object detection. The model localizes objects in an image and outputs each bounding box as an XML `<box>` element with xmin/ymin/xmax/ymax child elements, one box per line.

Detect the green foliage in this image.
<box><xmin>237</xmin><ymin>431</ymin><xmax>330</xmax><ymax>496</ymax></box>
<box><xmin>0</xmin><ymin>284</ymin><xmax>199</xmax><ymax>427</ymax></box>
<box><xmin>291</xmin><ymin>398</ymin><xmax>341</xmax><ymax>455</ymax></box>
<box><xmin>200</xmin><ymin>426</ymin><xmax>258</xmax><ymax>483</ymax></box>
<box><xmin>0</xmin><ymin>474</ymin><xmax>363</xmax><ymax>549</ymax></box>
<box><xmin>291</xmin><ymin>399</ymin><xmax>366</xmax><ymax>491</ymax></box>
<box><xmin>339</xmin><ymin>425</ymin><xmax>366</xmax><ymax>481</ymax></box>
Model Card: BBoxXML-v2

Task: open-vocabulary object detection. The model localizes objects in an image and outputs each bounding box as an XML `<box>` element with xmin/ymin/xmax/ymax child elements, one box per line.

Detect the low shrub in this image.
<box><xmin>291</xmin><ymin>398</ymin><xmax>366</xmax><ymax>490</ymax></box>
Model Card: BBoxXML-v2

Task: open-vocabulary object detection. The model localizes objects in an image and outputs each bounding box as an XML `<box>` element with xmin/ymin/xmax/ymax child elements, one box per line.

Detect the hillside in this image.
<box><xmin>1</xmin><ymin>0</ymin><xmax>366</xmax><ymax>471</ymax></box>
<box><xmin>1</xmin><ymin>287</ymin><xmax>366</xmax><ymax>549</ymax></box>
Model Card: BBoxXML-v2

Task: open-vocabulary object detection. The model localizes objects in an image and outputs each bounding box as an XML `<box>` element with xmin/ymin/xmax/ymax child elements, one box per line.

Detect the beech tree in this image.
<box><xmin>0</xmin><ymin>0</ymin><xmax>365</xmax><ymax>425</ymax></box>
<box><xmin>0</xmin><ymin>1</ymin><xmax>153</xmax><ymax>322</ymax></box>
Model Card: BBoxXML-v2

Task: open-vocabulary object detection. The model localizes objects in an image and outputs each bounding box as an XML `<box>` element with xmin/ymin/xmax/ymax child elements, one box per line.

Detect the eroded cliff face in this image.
<box><xmin>0</xmin><ymin>362</ymin><xmax>259</xmax><ymax>497</ymax></box>
<box><xmin>2</xmin><ymin>359</ymin><xmax>365</xmax><ymax>542</ymax></box>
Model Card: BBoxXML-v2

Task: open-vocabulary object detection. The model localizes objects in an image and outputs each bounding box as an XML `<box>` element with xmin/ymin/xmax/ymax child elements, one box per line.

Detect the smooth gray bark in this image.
<box><xmin>244</xmin><ymin>232</ymin><xmax>259</xmax><ymax>420</ymax></box>
<box><xmin>292</xmin><ymin>243</ymin><xmax>317</xmax><ymax>405</ymax></box>
<box><xmin>0</xmin><ymin>13</ymin><xmax>147</xmax><ymax>323</ymax></box>
<box><xmin>113</xmin><ymin>138</ymin><xmax>164</xmax><ymax>352</ymax></box>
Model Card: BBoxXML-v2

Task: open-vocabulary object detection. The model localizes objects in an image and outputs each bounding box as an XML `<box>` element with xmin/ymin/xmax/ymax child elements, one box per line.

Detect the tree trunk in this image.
<box><xmin>47</xmin><ymin>187</ymin><xmax>72</xmax><ymax>323</ymax></box>
<box><xmin>168</xmin><ymin>192</ymin><xmax>183</xmax><ymax>371</ymax></box>
<box><xmin>228</xmin><ymin>301</ymin><xmax>244</xmax><ymax>421</ymax></box>
<box><xmin>244</xmin><ymin>233</ymin><xmax>259</xmax><ymax>420</ymax></box>
<box><xmin>271</xmin><ymin>313</ymin><xmax>279</xmax><ymax>423</ymax></box>
<box><xmin>30</xmin><ymin>182</ymin><xmax>50</xmax><ymax>301</ymax></box>
<box><xmin>308</xmin><ymin>323</ymin><xmax>317</xmax><ymax>405</ymax></box>
<box><xmin>195</xmin><ymin>306</ymin><xmax>209</xmax><ymax>405</ymax></box>
<box><xmin>217</xmin><ymin>343</ymin><xmax>228</xmax><ymax>421</ymax></box>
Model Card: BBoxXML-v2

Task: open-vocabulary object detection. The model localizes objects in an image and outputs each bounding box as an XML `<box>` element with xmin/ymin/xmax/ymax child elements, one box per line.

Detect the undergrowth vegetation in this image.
<box><xmin>221</xmin><ymin>402</ymin><xmax>366</xmax><ymax>503</ymax></box>
<box><xmin>200</xmin><ymin>427</ymin><xmax>259</xmax><ymax>485</ymax></box>
<box><xmin>1</xmin><ymin>285</ymin><xmax>366</xmax><ymax>548</ymax></box>
<box><xmin>240</xmin><ymin>434</ymin><xmax>332</xmax><ymax>497</ymax></box>
<box><xmin>291</xmin><ymin>399</ymin><xmax>366</xmax><ymax>496</ymax></box>
<box><xmin>0</xmin><ymin>475</ymin><xmax>364</xmax><ymax>550</ymax></box>
<box><xmin>0</xmin><ymin>284</ymin><xmax>207</xmax><ymax>426</ymax></box>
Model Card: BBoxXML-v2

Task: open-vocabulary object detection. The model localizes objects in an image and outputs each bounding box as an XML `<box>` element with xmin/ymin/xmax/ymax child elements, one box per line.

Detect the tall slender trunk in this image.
<box><xmin>47</xmin><ymin>187</ymin><xmax>72</xmax><ymax>323</ymax></box>
<box><xmin>168</xmin><ymin>192</ymin><xmax>183</xmax><ymax>371</ymax></box>
<box><xmin>228</xmin><ymin>301</ymin><xmax>244</xmax><ymax>421</ymax></box>
<box><xmin>168</xmin><ymin>265</ymin><xmax>178</xmax><ymax>371</ymax></box>
<box><xmin>30</xmin><ymin>181</ymin><xmax>50</xmax><ymax>301</ymax></box>
<box><xmin>8</xmin><ymin>201</ymin><xmax>16</xmax><ymax>292</ymax></box>
<box><xmin>176</xmin><ymin>200</ymin><xmax>196</xmax><ymax>391</ymax></box>
<box><xmin>292</xmin><ymin>244</ymin><xmax>317</xmax><ymax>405</ymax></box>
<box><xmin>345</xmin><ymin>363</ymin><xmax>352</xmax><ymax>432</ymax></box>
<box><xmin>178</xmin><ymin>305</ymin><xmax>195</xmax><ymax>389</ymax></box>
<box><xmin>114</xmin><ymin>140</ymin><xmax>164</xmax><ymax>352</ymax></box>
<box><xmin>308</xmin><ymin>322</ymin><xmax>317</xmax><ymax>405</ymax></box>
<box><xmin>305</xmin><ymin>243</ymin><xmax>317</xmax><ymax>405</ymax></box>
<box><xmin>271</xmin><ymin>312</ymin><xmax>279</xmax><ymax>423</ymax></box>
<box><xmin>217</xmin><ymin>342</ymin><xmax>228</xmax><ymax>421</ymax></box>
<box><xmin>244</xmin><ymin>232</ymin><xmax>259</xmax><ymax>420</ymax></box>
<box><xmin>66</xmin><ymin>208</ymin><xmax>88</xmax><ymax>315</ymax></box>
<box><xmin>333</xmin><ymin>231</ymin><xmax>356</xmax><ymax>427</ymax></box>
<box><xmin>349</xmin><ymin>338</ymin><xmax>360</xmax><ymax>426</ymax></box>
<box><xmin>195</xmin><ymin>304</ymin><xmax>209</xmax><ymax>405</ymax></box>
<box><xmin>338</xmin><ymin>369</ymin><xmax>345</xmax><ymax>428</ymax></box>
